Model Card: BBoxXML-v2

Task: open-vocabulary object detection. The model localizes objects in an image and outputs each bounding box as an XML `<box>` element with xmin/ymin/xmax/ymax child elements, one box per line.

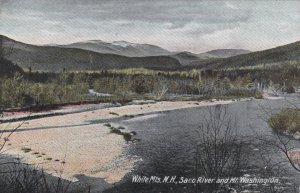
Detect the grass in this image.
<box><xmin>104</xmin><ymin>123</ymin><xmax>111</xmax><ymax>127</ymax></box>
<box><xmin>117</xmin><ymin>126</ymin><xmax>125</xmax><ymax>130</ymax></box>
<box><xmin>268</xmin><ymin>108</ymin><xmax>300</xmax><ymax>133</ymax></box>
<box><xmin>124</xmin><ymin>114</ymin><xmax>135</xmax><ymax>118</ymax></box>
<box><xmin>108</xmin><ymin>125</ymin><xmax>135</xmax><ymax>142</ymax></box>
<box><xmin>110</xmin><ymin>127</ymin><xmax>122</xmax><ymax>135</ymax></box>
<box><xmin>109</xmin><ymin>112</ymin><xmax>119</xmax><ymax>116</ymax></box>
<box><xmin>21</xmin><ymin>147</ymin><xmax>32</xmax><ymax>153</ymax></box>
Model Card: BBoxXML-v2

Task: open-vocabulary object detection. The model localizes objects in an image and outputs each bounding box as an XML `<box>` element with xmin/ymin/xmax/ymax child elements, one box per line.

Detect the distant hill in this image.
<box><xmin>0</xmin><ymin>37</ymin><xmax>24</xmax><ymax>77</ymax></box>
<box><xmin>0</xmin><ymin>57</ymin><xmax>24</xmax><ymax>77</ymax></box>
<box><xmin>203</xmin><ymin>49</ymin><xmax>251</xmax><ymax>58</ymax></box>
<box><xmin>170</xmin><ymin>49</ymin><xmax>252</xmax><ymax>66</ymax></box>
<box><xmin>170</xmin><ymin>52</ymin><xmax>203</xmax><ymax>66</ymax></box>
<box><xmin>0</xmin><ymin>35</ymin><xmax>181</xmax><ymax>72</ymax></box>
<box><xmin>190</xmin><ymin>41</ymin><xmax>300</xmax><ymax>69</ymax></box>
<box><xmin>57</xmin><ymin>40</ymin><xmax>172</xmax><ymax>57</ymax></box>
<box><xmin>46</xmin><ymin>39</ymin><xmax>254</xmax><ymax>67</ymax></box>
<box><xmin>54</xmin><ymin>40</ymin><xmax>253</xmax><ymax>61</ymax></box>
<box><xmin>2</xmin><ymin>34</ymin><xmax>298</xmax><ymax>72</ymax></box>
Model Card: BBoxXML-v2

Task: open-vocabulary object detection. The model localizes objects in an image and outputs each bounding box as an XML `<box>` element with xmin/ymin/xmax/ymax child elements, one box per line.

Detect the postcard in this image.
<box><xmin>0</xmin><ymin>1</ymin><xmax>300</xmax><ymax>192</ymax></box>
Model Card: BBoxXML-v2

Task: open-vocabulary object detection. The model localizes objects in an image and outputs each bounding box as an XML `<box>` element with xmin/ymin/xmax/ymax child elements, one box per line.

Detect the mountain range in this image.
<box><xmin>1</xmin><ymin>35</ymin><xmax>181</xmax><ymax>71</ymax></box>
<box><xmin>1</xmin><ymin>34</ymin><xmax>299</xmax><ymax>72</ymax></box>
<box><xmin>54</xmin><ymin>40</ymin><xmax>250</xmax><ymax>59</ymax></box>
<box><xmin>57</xmin><ymin>40</ymin><xmax>172</xmax><ymax>57</ymax></box>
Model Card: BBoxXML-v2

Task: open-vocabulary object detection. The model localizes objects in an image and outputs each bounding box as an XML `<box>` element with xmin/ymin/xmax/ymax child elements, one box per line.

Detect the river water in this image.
<box><xmin>104</xmin><ymin>95</ymin><xmax>300</xmax><ymax>193</ymax></box>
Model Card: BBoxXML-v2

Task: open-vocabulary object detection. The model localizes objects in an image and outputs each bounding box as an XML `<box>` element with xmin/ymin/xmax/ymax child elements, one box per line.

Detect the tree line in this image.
<box><xmin>0</xmin><ymin>68</ymin><xmax>265</xmax><ymax>110</ymax></box>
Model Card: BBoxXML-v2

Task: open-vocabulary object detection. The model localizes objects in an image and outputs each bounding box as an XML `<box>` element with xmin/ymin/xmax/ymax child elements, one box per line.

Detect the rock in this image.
<box><xmin>130</xmin><ymin>131</ymin><xmax>137</xmax><ymax>135</ymax></box>
<box><xmin>294</xmin><ymin>132</ymin><xmax>300</xmax><ymax>139</ymax></box>
<box><xmin>294</xmin><ymin>135</ymin><xmax>300</xmax><ymax>140</ymax></box>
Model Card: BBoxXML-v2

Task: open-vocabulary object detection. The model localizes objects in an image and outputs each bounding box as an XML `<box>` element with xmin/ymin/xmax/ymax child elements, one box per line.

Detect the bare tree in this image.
<box><xmin>153</xmin><ymin>76</ymin><xmax>169</xmax><ymax>100</ymax></box>
<box><xmin>195</xmin><ymin>105</ymin><xmax>248</xmax><ymax>193</ymax></box>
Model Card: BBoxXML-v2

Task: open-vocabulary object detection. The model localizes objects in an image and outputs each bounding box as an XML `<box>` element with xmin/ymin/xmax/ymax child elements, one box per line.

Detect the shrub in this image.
<box><xmin>283</xmin><ymin>84</ymin><xmax>295</xmax><ymax>93</ymax></box>
<box><xmin>110</xmin><ymin>127</ymin><xmax>122</xmax><ymax>135</ymax></box>
<box><xmin>254</xmin><ymin>91</ymin><xmax>263</xmax><ymax>99</ymax></box>
<box><xmin>0</xmin><ymin>161</ymin><xmax>86</xmax><ymax>193</ymax></box>
<box><xmin>268</xmin><ymin>109</ymin><xmax>300</xmax><ymax>133</ymax></box>
<box><xmin>123</xmin><ymin>133</ymin><xmax>132</xmax><ymax>141</ymax></box>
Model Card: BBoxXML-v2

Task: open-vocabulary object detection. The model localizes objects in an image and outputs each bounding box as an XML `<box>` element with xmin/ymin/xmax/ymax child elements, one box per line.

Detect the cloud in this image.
<box><xmin>0</xmin><ymin>0</ymin><xmax>300</xmax><ymax>53</ymax></box>
<box><xmin>1</xmin><ymin>0</ymin><xmax>250</xmax><ymax>29</ymax></box>
<box><xmin>225</xmin><ymin>2</ymin><xmax>238</xmax><ymax>10</ymax></box>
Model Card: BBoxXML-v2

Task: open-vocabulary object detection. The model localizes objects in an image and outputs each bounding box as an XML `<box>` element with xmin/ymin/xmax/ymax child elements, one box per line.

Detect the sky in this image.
<box><xmin>1</xmin><ymin>0</ymin><xmax>300</xmax><ymax>53</ymax></box>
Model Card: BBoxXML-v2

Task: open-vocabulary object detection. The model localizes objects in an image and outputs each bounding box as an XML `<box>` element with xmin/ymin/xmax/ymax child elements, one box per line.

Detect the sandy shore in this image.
<box><xmin>0</xmin><ymin>100</ymin><xmax>233</xmax><ymax>186</ymax></box>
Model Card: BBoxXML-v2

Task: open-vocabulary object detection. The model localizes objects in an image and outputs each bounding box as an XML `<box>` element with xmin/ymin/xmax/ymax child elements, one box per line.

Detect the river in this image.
<box><xmin>103</xmin><ymin>95</ymin><xmax>300</xmax><ymax>193</ymax></box>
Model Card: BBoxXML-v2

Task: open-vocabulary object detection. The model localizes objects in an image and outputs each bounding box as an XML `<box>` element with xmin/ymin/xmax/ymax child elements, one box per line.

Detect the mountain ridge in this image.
<box><xmin>59</xmin><ymin>39</ymin><xmax>172</xmax><ymax>57</ymax></box>
<box><xmin>204</xmin><ymin>49</ymin><xmax>251</xmax><ymax>58</ymax></box>
<box><xmin>47</xmin><ymin>39</ymin><xmax>252</xmax><ymax>59</ymax></box>
<box><xmin>189</xmin><ymin>40</ymin><xmax>300</xmax><ymax>69</ymax></box>
<box><xmin>0</xmin><ymin>35</ymin><xmax>181</xmax><ymax>72</ymax></box>
<box><xmin>1</xmin><ymin>34</ymin><xmax>299</xmax><ymax>71</ymax></box>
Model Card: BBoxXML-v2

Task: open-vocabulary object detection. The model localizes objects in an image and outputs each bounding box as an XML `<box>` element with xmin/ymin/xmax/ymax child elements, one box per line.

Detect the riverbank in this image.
<box><xmin>0</xmin><ymin>99</ymin><xmax>235</xmax><ymax>191</ymax></box>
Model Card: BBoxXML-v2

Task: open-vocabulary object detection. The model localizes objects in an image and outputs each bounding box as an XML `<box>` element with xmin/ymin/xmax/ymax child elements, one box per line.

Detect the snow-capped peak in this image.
<box><xmin>111</xmin><ymin>41</ymin><xmax>137</xmax><ymax>48</ymax></box>
<box><xmin>87</xmin><ymin>40</ymin><xmax>105</xmax><ymax>44</ymax></box>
